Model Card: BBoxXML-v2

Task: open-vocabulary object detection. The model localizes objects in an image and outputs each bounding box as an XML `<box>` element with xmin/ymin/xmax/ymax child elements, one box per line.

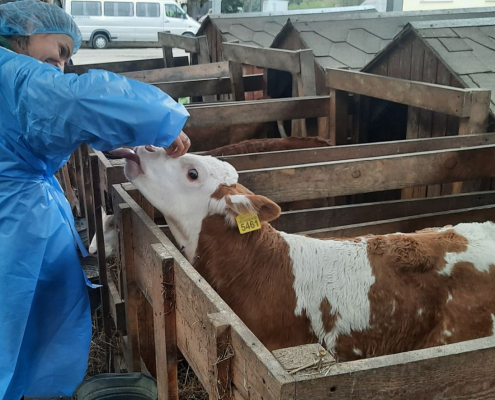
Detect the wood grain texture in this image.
<box><xmin>158</xmin><ymin>32</ymin><xmax>202</xmax><ymax>53</ymax></box>
<box><xmin>301</xmin><ymin>204</ymin><xmax>495</xmax><ymax>238</ymax></box>
<box><xmin>115</xmin><ymin>203</ymin><xmax>142</xmax><ymax>372</ymax></box>
<box><xmin>238</xmin><ymin>144</ymin><xmax>495</xmax><ymax>203</ymax></box>
<box><xmin>150</xmin><ymin>244</ymin><xmax>178</xmax><ymax>400</ymax></box>
<box><xmin>90</xmin><ymin>154</ymin><xmax>112</xmax><ymax>344</ymax></box>
<box><xmin>222</xmin><ymin>43</ymin><xmax>302</xmax><ymax>73</ymax></box>
<box><xmin>185</xmin><ymin>96</ymin><xmax>329</xmax><ymax>128</ymax></box>
<box><xmin>287</xmin><ymin>337</ymin><xmax>495</xmax><ymax>400</ymax></box>
<box><xmin>273</xmin><ymin>191</ymin><xmax>495</xmax><ymax>233</ymax></box>
<box><xmin>326</xmin><ymin>68</ymin><xmax>481</xmax><ymax>118</ymax></box>
<box><xmin>122</xmin><ymin>62</ymin><xmax>230</xmax><ymax>83</ymax></box>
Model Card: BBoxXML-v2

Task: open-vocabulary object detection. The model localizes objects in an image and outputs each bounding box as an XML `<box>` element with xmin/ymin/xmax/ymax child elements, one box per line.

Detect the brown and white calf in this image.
<box><xmin>113</xmin><ymin>146</ymin><xmax>495</xmax><ymax>361</ymax></box>
<box><xmin>203</xmin><ymin>137</ymin><xmax>333</xmax><ymax>157</ymax></box>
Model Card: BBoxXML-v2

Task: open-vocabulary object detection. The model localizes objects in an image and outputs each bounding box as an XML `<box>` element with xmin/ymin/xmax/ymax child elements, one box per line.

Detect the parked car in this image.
<box><xmin>65</xmin><ymin>0</ymin><xmax>200</xmax><ymax>48</ymax></box>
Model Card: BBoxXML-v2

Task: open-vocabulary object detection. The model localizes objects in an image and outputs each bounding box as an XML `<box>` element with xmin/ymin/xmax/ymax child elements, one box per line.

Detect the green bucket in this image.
<box><xmin>74</xmin><ymin>373</ymin><xmax>157</xmax><ymax>400</ymax></box>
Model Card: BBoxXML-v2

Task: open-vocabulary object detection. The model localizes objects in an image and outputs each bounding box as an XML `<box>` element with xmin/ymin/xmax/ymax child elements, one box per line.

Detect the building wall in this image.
<box><xmin>403</xmin><ymin>0</ymin><xmax>495</xmax><ymax>11</ymax></box>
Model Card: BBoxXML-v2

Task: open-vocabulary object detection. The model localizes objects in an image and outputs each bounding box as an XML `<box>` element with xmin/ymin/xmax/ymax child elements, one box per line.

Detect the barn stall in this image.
<box><xmin>88</xmin><ymin>72</ymin><xmax>494</xmax><ymax>399</ymax></box>
<box><xmin>110</xmin><ymin>137</ymin><xmax>495</xmax><ymax>399</ymax></box>
<box><xmin>58</xmin><ymin>25</ymin><xmax>495</xmax><ymax>397</ymax></box>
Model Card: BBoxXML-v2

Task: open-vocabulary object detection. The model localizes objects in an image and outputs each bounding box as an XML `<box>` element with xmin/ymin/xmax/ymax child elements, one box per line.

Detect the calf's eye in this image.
<box><xmin>187</xmin><ymin>169</ymin><xmax>199</xmax><ymax>181</ymax></box>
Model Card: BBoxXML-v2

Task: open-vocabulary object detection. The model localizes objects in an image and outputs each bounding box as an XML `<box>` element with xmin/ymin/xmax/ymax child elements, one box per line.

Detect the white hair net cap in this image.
<box><xmin>0</xmin><ymin>0</ymin><xmax>82</xmax><ymax>52</ymax></box>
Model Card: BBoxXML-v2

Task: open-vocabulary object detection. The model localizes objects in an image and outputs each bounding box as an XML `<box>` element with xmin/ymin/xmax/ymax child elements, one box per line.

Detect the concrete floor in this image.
<box><xmin>72</xmin><ymin>47</ymin><xmax>188</xmax><ymax>65</ymax></box>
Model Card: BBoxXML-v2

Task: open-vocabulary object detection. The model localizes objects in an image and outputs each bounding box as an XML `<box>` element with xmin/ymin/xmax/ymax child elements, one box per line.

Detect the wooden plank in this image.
<box><xmin>150</xmin><ymin>244</ymin><xmax>178</xmax><ymax>400</ymax></box>
<box><xmin>328</xmin><ymin>89</ymin><xmax>348</xmax><ymax>145</ymax></box>
<box><xmin>326</xmin><ymin>68</ymin><xmax>486</xmax><ymax>118</ymax></box>
<box><xmin>415</xmin><ymin>49</ymin><xmax>436</xmax><ymax>199</ymax></box>
<box><xmin>80</xmin><ymin>145</ymin><xmax>96</xmax><ymax>245</ymax></box>
<box><xmin>229</xmin><ymin>319</ymin><xmax>295</xmax><ymax>400</ymax></box>
<box><xmin>153</xmin><ymin>74</ymin><xmax>263</xmax><ymax>98</ymax></box>
<box><xmin>386</xmin><ymin>46</ymin><xmax>401</xmax><ymax>79</ymax></box>
<box><xmin>301</xmin><ymin>204</ymin><xmax>495</xmax><ymax>238</ymax></box>
<box><xmin>458</xmin><ymin>89</ymin><xmax>491</xmax><ymax>135</ymax></box>
<box><xmin>66</xmin><ymin>58</ymin><xmax>165</xmax><ymax>75</ymax></box>
<box><xmin>138</xmin><ymin>296</ymin><xmax>156</xmax><ymax>376</ymax></box>
<box><xmin>162</xmin><ymin>46</ymin><xmax>175</xmax><ymax>69</ymax></box>
<box><xmin>238</xmin><ymin>144</ymin><xmax>495</xmax><ymax>203</ymax></box>
<box><xmin>428</xmin><ymin>62</ymin><xmax>452</xmax><ymax>197</ymax></box>
<box><xmin>272</xmin><ymin>191</ymin><xmax>495</xmax><ymax>233</ymax></box>
<box><xmin>61</xmin><ymin>164</ymin><xmax>79</xmax><ymax>215</ymax></box>
<box><xmin>96</xmin><ymin>151</ymin><xmax>126</xmax><ymax>214</ymax></box>
<box><xmin>222</xmin><ymin>43</ymin><xmax>302</xmax><ymax>74</ymax></box>
<box><xmin>121</xmin><ymin>62</ymin><xmax>229</xmax><ymax>83</ymax></box>
<box><xmin>229</xmin><ymin>61</ymin><xmax>246</xmax><ymax>101</ymax></box>
<box><xmin>398</xmin><ymin>36</ymin><xmax>413</xmax><ymax>81</ymax></box>
<box><xmin>185</xmin><ymin>96</ymin><xmax>329</xmax><ymax>128</ymax></box>
<box><xmin>221</xmin><ymin>133</ymin><xmax>495</xmax><ymax>170</ymax></box>
<box><xmin>158</xmin><ymin>32</ymin><xmax>202</xmax><ymax>53</ymax></box>
<box><xmin>207</xmin><ymin>313</ymin><xmax>234</xmax><ymax>399</ymax></box>
<box><xmin>115</xmin><ymin>203</ymin><xmax>142</xmax><ymax>372</ymax></box>
<box><xmin>454</xmin><ymin>90</ymin><xmax>492</xmax><ymax>194</ymax></box>
<box><xmin>90</xmin><ymin>154</ymin><xmax>112</xmax><ymax>346</ymax></box>
<box><xmin>74</xmin><ymin>150</ymin><xmax>86</xmax><ymax>218</ymax></box>
<box><xmin>108</xmin><ymin>272</ymin><xmax>126</xmax><ymax>333</ymax></box>
<box><xmin>403</xmin><ymin>37</ymin><xmax>424</xmax><ymax>198</ymax></box>
<box><xmin>291</xmin><ymin>73</ymin><xmax>305</xmax><ymax>138</ymax></box>
<box><xmin>298</xmin><ymin>50</ymin><xmax>316</xmax><ymax>97</ymax></box>
<box><xmin>288</xmin><ymin>337</ymin><xmax>495</xmax><ymax>399</ymax></box>
<box><xmin>197</xmin><ymin>36</ymin><xmax>210</xmax><ymax>65</ymax></box>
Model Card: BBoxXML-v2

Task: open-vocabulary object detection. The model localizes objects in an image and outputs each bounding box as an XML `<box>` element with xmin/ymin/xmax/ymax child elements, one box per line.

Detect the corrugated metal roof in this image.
<box><xmin>197</xmin><ymin>8</ymin><xmax>378</xmax><ymax>48</ymax></box>
<box><xmin>271</xmin><ymin>8</ymin><xmax>495</xmax><ymax>71</ymax></box>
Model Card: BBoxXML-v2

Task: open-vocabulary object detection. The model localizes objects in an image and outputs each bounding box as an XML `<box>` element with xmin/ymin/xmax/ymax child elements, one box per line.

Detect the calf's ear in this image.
<box><xmin>226</xmin><ymin>194</ymin><xmax>281</xmax><ymax>222</ymax></box>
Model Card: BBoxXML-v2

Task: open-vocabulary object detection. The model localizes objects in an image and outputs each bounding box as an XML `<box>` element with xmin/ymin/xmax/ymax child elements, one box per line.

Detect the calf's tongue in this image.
<box><xmin>109</xmin><ymin>148</ymin><xmax>141</xmax><ymax>165</ymax></box>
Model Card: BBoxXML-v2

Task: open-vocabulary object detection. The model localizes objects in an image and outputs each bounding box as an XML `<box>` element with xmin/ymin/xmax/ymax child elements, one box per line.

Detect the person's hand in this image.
<box><xmin>166</xmin><ymin>131</ymin><xmax>191</xmax><ymax>158</ymax></box>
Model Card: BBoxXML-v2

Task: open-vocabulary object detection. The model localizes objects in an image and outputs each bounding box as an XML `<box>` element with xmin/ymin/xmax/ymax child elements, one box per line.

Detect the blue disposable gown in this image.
<box><xmin>0</xmin><ymin>47</ymin><xmax>189</xmax><ymax>399</ymax></box>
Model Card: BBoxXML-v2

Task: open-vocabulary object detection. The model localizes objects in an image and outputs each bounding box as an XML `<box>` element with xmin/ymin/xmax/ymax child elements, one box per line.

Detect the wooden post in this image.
<box><xmin>151</xmin><ymin>244</ymin><xmax>178</xmax><ymax>400</ymax></box>
<box><xmin>80</xmin><ymin>144</ymin><xmax>96</xmax><ymax>245</ymax></box>
<box><xmin>262</xmin><ymin>68</ymin><xmax>269</xmax><ymax>98</ymax></box>
<box><xmin>291</xmin><ymin>50</ymin><xmax>316</xmax><ymax>138</ymax></box>
<box><xmin>298</xmin><ymin>50</ymin><xmax>316</xmax><ymax>97</ymax></box>
<box><xmin>458</xmin><ymin>89</ymin><xmax>491</xmax><ymax>136</ymax></box>
<box><xmin>454</xmin><ymin>89</ymin><xmax>491</xmax><ymax>193</ymax></box>
<box><xmin>61</xmin><ymin>164</ymin><xmax>80</xmax><ymax>216</ymax></box>
<box><xmin>90</xmin><ymin>154</ymin><xmax>113</xmax><ymax>370</ymax></box>
<box><xmin>197</xmin><ymin>36</ymin><xmax>210</xmax><ymax>65</ymax></box>
<box><xmin>162</xmin><ymin>46</ymin><xmax>174</xmax><ymax>68</ymax></box>
<box><xmin>328</xmin><ymin>89</ymin><xmax>348</xmax><ymax>145</ymax></box>
<box><xmin>74</xmin><ymin>148</ymin><xmax>86</xmax><ymax>218</ymax></box>
<box><xmin>117</xmin><ymin>203</ymin><xmax>142</xmax><ymax>372</ymax></box>
<box><xmin>208</xmin><ymin>313</ymin><xmax>233</xmax><ymax>400</ymax></box>
<box><xmin>291</xmin><ymin>74</ymin><xmax>306</xmax><ymax>137</ymax></box>
<box><xmin>229</xmin><ymin>61</ymin><xmax>245</xmax><ymax>101</ymax></box>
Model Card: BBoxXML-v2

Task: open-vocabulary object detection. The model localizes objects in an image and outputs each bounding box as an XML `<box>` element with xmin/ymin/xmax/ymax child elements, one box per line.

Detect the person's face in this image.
<box><xmin>26</xmin><ymin>33</ymin><xmax>74</xmax><ymax>71</ymax></box>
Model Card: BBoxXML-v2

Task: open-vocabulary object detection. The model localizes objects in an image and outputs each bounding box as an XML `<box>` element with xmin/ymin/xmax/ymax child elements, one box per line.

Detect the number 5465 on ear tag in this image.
<box><xmin>236</xmin><ymin>213</ymin><xmax>261</xmax><ymax>234</ymax></box>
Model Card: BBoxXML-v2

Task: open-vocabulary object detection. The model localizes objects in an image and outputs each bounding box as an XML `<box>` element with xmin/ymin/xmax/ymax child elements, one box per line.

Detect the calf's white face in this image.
<box><xmin>118</xmin><ymin>146</ymin><xmax>239</xmax><ymax>261</ymax></box>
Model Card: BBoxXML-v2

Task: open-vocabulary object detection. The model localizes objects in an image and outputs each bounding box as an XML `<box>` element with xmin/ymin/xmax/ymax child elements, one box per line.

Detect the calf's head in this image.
<box><xmin>113</xmin><ymin>146</ymin><xmax>280</xmax><ymax>261</ymax></box>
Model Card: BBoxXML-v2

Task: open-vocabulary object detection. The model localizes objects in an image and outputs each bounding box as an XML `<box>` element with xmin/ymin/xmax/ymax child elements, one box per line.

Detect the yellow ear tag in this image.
<box><xmin>236</xmin><ymin>213</ymin><xmax>261</xmax><ymax>234</ymax></box>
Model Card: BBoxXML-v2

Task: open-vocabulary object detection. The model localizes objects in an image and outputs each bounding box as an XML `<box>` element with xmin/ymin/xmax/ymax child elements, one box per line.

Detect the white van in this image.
<box><xmin>66</xmin><ymin>0</ymin><xmax>201</xmax><ymax>49</ymax></box>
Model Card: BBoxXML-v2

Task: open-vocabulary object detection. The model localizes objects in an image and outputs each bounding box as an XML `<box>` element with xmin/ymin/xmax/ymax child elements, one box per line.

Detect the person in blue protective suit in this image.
<box><xmin>0</xmin><ymin>1</ymin><xmax>190</xmax><ymax>398</ymax></box>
